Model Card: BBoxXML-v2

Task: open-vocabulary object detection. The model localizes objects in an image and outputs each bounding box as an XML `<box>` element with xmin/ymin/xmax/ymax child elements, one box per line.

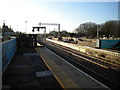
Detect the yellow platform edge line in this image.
<box><xmin>40</xmin><ymin>55</ymin><xmax>67</xmax><ymax>90</ymax></box>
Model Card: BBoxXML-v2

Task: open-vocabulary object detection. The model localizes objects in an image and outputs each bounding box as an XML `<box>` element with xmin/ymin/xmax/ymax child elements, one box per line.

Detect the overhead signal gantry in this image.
<box><xmin>38</xmin><ymin>22</ymin><xmax>60</xmax><ymax>40</ymax></box>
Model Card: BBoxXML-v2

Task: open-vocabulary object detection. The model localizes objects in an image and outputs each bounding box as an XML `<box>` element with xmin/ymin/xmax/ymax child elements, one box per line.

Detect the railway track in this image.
<box><xmin>46</xmin><ymin>40</ymin><xmax>120</xmax><ymax>70</ymax></box>
<box><xmin>38</xmin><ymin>39</ymin><xmax>120</xmax><ymax>90</ymax></box>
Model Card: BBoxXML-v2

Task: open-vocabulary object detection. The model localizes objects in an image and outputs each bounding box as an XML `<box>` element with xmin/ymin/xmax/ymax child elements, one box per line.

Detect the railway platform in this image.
<box><xmin>1</xmin><ymin>34</ymin><xmax>113</xmax><ymax>89</ymax></box>
<box><xmin>35</xmin><ymin>46</ymin><xmax>110</xmax><ymax>89</ymax></box>
<box><xmin>2</xmin><ymin>47</ymin><xmax>62</xmax><ymax>89</ymax></box>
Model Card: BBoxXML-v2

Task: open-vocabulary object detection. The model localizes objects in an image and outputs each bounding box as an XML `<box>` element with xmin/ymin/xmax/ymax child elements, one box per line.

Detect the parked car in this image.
<box><xmin>78</xmin><ymin>38</ymin><xmax>84</xmax><ymax>41</ymax></box>
<box><xmin>63</xmin><ymin>39</ymin><xmax>78</xmax><ymax>44</ymax></box>
<box><xmin>48</xmin><ymin>37</ymin><xmax>52</xmax><ymax>39</ymax></box>
<box><xmin>63</xmin><ymin>39</ymin><xmax>70</xmax><ymax>43</ymax></box>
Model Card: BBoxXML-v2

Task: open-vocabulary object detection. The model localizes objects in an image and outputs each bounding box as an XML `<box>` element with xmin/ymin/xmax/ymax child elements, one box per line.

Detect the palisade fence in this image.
<box><xmin>1</xmin><ymin>38</ymin><xmax>17</xmax><ymax>73</ymax></box>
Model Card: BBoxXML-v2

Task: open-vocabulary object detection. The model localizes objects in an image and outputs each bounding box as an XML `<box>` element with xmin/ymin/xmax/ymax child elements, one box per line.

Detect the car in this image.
<box><xmin>48</xmin><ymin>37</ymin><xmax>52</xmax><ymax>39</ymax></box>
<box><xmin>78</xmin><ymin>38</ymin><xmax>84</xmax><ymax>41</ymax></box>
<box><xmin>63</xmin><ymin>39</ymin><xmax>78</xmax><ymax>44</ymax></box>
<box><xmin>63</xmin><ymin>39</ymin><xmax>70</xmax><ymax>43</ymax></box>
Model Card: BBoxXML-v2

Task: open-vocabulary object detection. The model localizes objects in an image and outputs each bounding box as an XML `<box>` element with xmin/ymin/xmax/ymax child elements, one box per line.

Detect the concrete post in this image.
<box><xmin>97</xmin><ymin>25</ymin><xmax>99</xmax><ymax>39</ymax></box>
<box><xmin>58</xmin><ymin>24</ymin><xmax>60</xmax><ymax>40</ymax></box>
<box><xmin>44</xmin><ymin>27</ymin><xmax>46</xmax><ymax>40</ymax></box>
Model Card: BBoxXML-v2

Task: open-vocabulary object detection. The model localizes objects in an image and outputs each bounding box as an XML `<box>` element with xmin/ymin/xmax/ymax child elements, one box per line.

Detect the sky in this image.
<box><xmin>0</xmin><ymin>0</ymin><xmax>119</xmax><ymax>34</ymax></box>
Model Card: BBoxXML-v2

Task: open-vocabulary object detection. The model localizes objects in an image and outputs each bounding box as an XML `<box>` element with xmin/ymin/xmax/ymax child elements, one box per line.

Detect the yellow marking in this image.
<box><xmin>37</xmin><ymin>42</ymin><xmax>44</xmax><ymax>47</ymax></box>
<box><xmin>37</xmin><ymin>45</ymin><xmax>44</xmax><ymax>46</ymax></box>
<box><xmin>40</xmin><ymin>55</ymin><xmax>66</xmax><ymax>89</ymax></box>
<box><xmin>36</xmin><ymin>47</ymin><xmax>80</xmax><ymax>89</ymax></box>
<box><xmin>35</xmin><ymin>48</ymin><xmax>66</xmax><ymax>89</ymax></box>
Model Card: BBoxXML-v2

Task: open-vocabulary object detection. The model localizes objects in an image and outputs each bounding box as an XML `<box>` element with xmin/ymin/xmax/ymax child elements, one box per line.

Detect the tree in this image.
<box><xmin>60</xmin><ymin>30</ymin><xmax>69</xmax><ymax>37</ymax></box>
<box><xmin>49</xmin><ymin>31</ymin><xmax>58</xmax><ymax>37</ymax></box>
<box><xmin>69</xmin><ymin>33</ymin><xmax>76</xmax><ymax>39</ymax></box>
<box><xmin>101</xmin><ymin>20</ymin><xmax>118</xmax><ymax>37</ymax></box>
<box><xmin>2</xmin><ymin>23</ymin><xmax>14</xmax><ymax>33</ymax></box>
<box><xmin>75</xmin><ymin>22</ymin><xmax>96</xmax><ymax>38</ymax></box>
<box><xmin>74</xmin><ymin>20</ymin><xmax>120</xmax><ymax>38</ymax></box>
<box><xmin>86</xmin><ymin>25</ymin><xmax>97</xmax><ymax>37</ymax></box>
<box><xmin>75</xmin><ymin>32</ymin><xmax>85</xmax><ymax>37</ymax></box>
<box><xmin>118</xmin><ymin>21</ymin><xmax>120</xmax><ymax>37</ymax></box>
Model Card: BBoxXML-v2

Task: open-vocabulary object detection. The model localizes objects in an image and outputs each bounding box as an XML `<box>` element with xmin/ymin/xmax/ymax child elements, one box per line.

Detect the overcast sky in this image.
<box><xmin>0</xmin><ymin>0</ymin><xmax>119</xmax><ymax>33</ymax></box>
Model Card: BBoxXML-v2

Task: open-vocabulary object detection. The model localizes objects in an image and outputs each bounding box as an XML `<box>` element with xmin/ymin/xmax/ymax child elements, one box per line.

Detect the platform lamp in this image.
<box><xmin>97</xmin><ymin>25</ymin><xmax>100</xmax><ymax>39</ymax></box>
<box><xmin>25</xmin><ymin>21</ymin><xmax>27</xmax><ymax>34</ymax></box>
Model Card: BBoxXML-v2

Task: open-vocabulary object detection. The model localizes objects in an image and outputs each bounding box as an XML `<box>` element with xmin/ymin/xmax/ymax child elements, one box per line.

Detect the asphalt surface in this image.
<box><xmin>2</xmin><ymin>47</ymin><xmax>62</xmax><ymax>90</ymax></box>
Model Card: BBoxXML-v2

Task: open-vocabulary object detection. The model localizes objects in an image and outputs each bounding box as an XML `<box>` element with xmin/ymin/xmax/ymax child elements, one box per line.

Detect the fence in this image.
<box><xmin>1</xmin><ymin>38</ymin><xmax>17</xmax><ymax>73</ymax></box>
<box><xmin>96</xmin><ymin>39</ymin><xmax>120</xmax><ymax>48</ymax></box>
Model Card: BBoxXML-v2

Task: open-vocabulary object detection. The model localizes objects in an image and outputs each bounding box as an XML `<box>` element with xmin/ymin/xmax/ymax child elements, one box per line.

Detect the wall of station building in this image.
<box><xmin>1</xmin><ymin>38</ymin><xmax>17</xmax><ymax>73</ymax></box>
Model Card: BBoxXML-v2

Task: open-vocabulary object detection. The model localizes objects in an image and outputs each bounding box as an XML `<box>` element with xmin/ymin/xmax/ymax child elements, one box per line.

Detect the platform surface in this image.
<box><xmin>36</xmin><ymin>47</ymin><xmax>110</xmax><ymax>89</ymax></box>
<box><xmin>2</xmin><ymin>47</ymin><xmax>62</xmax><ymax>89</ymax></box>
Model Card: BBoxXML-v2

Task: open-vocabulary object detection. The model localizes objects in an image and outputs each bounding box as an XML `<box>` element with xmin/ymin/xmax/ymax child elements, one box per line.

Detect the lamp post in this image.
<box><xmin>58</xmin><ymin>24</ymin><xmax>60</xmax><ymax>40</ymax></box>
<box><xmin>97</xmin><ymin>25</ymin><xmax>99</xmax><ymax>39</ymax></box>
<box><xmin>3</xmin><ymin>20</ymin><xmax>5</xmax><ymax>23</ymax></box>
<box><xmin>25</xmin><ymin>21</ymin><xmax>27</xmax><ymax>34</ymax></box>
<box><xmin>54</xmin><ymin>28</ymin><xmax>56</xmax><ymax>37</ymax></box>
